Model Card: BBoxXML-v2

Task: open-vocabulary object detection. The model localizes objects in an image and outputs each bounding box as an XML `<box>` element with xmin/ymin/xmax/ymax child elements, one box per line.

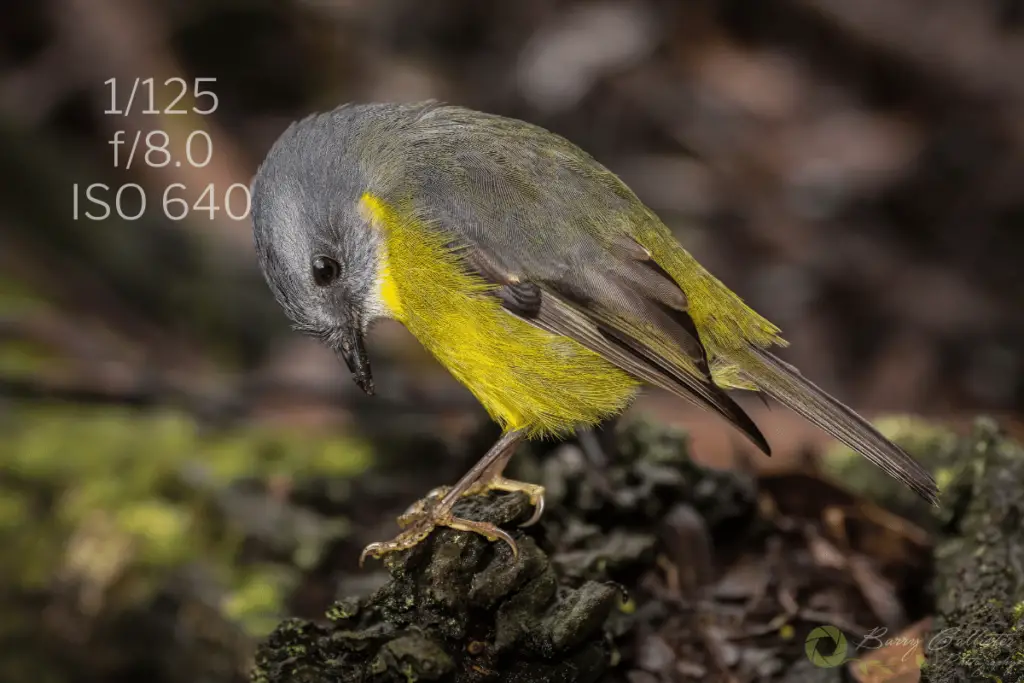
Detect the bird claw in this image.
<box><xmin>359</xmin><ymin>476</ymin><xmax>543</xmax><ymax>567</ymax></box>
<box><xmin>473</xmin><ymin>476</ymin><xmax>546</xmax><ymax>528</ymax></box>
<box><xmin>520</xmin><ymin>493</ymin><xmax>545</xmax><ymax>527</ymax></box>
<box><xmin>359</xmin><ymin>506</ymin><xmax>519</xmax><ymax>567</ymax></box>
<box><xmin>359</xmin><ymin>519</ymin><xmax>437</xmax><ymax>567</ymax></box>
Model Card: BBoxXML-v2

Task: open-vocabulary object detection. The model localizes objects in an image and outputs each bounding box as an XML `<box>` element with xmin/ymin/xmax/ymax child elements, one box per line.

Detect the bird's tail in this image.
<box><xmin>735</xmin><ymin>344</ymin><xmax>939</xmax><ymax>505</ymax></box>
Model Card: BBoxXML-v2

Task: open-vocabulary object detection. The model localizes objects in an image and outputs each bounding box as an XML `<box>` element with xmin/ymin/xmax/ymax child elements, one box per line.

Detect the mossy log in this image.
<box><xmin>250</xmin><ymin>419</ymin><xmax>760</xmax><ymax>682</ymax></box>
<box><xmin>253</xmin><ymin>493</ymin><xmax>620</xmax><ymax>683</ymax></box>
<box><xmin>920</xmin><ymin>420</ymin><xmax>1024</xmax><ymax>682</ymax></box>
<box><xmin>251</xmin><ymin>416</ymin><xmax>1024</xmax><ymax>682</ymax></box>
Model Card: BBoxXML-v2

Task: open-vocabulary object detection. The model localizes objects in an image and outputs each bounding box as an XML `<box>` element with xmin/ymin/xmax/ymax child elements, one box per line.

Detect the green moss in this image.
<box><xmin>0</xmin><ymin>402</ymin><xmax>374</xmax><ymax>663</ymax></box>
<box><xmin>821</xmin><ymin>414</ymin><xmax>958</xmax><ymax>518</ymax></box>
<box><xmin>824</xmin><ymin>415</ymin><xmax>958</xmax><ymax>473</ymax></box>
<box><xmin>925</xmin><ymin>420</ymin><xmax>1024</xmax><ymax>681</ymax></box>
<box><xmin>0</xmin><ymin>276</ymin><xmax>48</xmax><ymax>315</ymax></box>
<box><xmin>114</xmin><ymin>500</ymin><xmax>193</xmax><ymax>565</ymax></box>
<box><xmin>204</xmin><ymin>428</ymin><xmax>371</xmax><ymax>483</ymax></box>
<box><xmin>0</xmin><ymin>339</ymin><xmax>65</xmax><ymax>376</ymax></box>
<box><xmin>224</xmin><ymin>568</ymin><xmax>295</xmax><ymax>637</ymax></box>
<box><xmin>0</xmin><ymin>490</ymin><xmax>32</xmax><ymax>529</ymax></box>
<box><xmin>326</xmin><ymin>598</ymin><xmax>360</xmax><ymax>622</ymax></box>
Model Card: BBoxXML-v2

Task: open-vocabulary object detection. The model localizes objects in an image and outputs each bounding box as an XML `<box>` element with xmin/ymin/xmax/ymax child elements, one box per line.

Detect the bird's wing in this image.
<box><xmin>456</xmin><ymin>238</ymin><xmax>771</xmax><ymax>456</ymax></box>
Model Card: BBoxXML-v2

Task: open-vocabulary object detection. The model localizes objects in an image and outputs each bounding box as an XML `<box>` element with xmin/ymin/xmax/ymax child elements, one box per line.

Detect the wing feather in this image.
<box><xmin>464</xmin><ymin>248</ymin><xmax>771</xmax><ymax>455</ymax></box>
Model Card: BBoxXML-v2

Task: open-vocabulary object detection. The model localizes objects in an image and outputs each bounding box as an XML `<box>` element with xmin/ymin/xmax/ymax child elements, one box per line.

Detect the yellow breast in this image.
<box><xmin>360</xmin><ymin>193</ymin><xmax>639</xmax><ymax>437</ymax></box>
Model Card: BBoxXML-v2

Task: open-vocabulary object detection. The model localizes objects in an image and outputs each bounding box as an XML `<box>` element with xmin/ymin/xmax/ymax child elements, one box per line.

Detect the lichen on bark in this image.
<box><xmin>920</xmin><ymin>419</ymin><xmax>1024</xmax><ymax>682</ymax></box>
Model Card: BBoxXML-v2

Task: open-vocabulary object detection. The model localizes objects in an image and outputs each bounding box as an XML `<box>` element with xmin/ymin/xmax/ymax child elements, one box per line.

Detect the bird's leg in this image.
<box><xmin>359</xmin><ymin>429</ymin><xmax>529</xmax><ymax>566</ymax></box>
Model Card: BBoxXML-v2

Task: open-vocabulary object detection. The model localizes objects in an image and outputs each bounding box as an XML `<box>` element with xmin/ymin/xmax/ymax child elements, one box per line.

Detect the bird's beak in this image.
<box><xmin>334</xmin><ymin>329</ymin><xmax>374</xmax><ymax>396</ymax></box>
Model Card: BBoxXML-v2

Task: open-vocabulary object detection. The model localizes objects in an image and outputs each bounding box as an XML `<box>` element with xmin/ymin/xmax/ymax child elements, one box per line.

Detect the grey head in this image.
<box><xmin>251</xmin><ymin>102</ymin><xmax>431</xmax><ymax>395</ymax></box>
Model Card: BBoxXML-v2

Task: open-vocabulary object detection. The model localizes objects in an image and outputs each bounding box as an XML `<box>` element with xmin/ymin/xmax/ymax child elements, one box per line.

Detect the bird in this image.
<box><xmin>249</xmin><ymin>101</ymin><xmax>939</xmax><ymax>565</ymax></box>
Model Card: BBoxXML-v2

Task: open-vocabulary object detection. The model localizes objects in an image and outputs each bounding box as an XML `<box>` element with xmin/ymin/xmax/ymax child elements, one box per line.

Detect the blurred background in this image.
<box><xmin>1</xmin><ymin>0</ymin><xmax>1023</xmax><ymax>681</ymax></box>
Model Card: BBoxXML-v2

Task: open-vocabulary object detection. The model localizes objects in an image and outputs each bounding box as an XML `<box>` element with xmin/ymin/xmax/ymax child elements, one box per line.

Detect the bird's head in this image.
<box><xmin>250</xmin><ymin>105</ymin><xmax>391</xmax><ymax>395</ymax></box>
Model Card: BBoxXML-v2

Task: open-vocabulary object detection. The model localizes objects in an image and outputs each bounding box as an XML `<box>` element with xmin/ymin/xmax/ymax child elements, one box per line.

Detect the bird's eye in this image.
<box><xmin>311</xmin><ymin>255</ymin><xmax>341</xmax><ymax>287</ymax></box>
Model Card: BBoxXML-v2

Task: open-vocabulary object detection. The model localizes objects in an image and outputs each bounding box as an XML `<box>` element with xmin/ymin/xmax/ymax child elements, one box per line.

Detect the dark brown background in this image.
<box><xmin>5</xmin><ymin>0</ymin><xmax>1023</xmax><ymax>459</ymax></box>
<box><xmin>1</xmin><ymin>2</ymin><xmax>1023</xmax><ymax>678</ymax></box>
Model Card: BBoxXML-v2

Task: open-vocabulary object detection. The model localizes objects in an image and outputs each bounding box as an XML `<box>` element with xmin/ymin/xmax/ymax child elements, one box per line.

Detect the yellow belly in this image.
<box><xmin>362</xmin><ymin>194</ymin><xmax>640</xmax><ymax>437</ymax></box>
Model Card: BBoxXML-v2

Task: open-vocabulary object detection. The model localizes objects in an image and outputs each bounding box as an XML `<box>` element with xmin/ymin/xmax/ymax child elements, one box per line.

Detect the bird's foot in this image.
<box><xmin>465</xmin><ymin>476</ymin><xmax>546</xmax><ymax>527</ymax></box>
<box><xmin>358</xmin><ymin>477</ymin><xmax>546</xmax><ymax>566</ymax></box>
<box><xmin>358</xmin><ymin>488</ymin><xmax>517</xmax><ymax>567</ymax></box>
<box><xmin>412</xmin><ymin>477</ymin><xmax>545</xmax><ymax>527</ymax></box>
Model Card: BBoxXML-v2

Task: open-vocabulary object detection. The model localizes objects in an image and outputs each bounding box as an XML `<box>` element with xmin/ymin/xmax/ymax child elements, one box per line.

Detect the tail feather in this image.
<box><xmin>739</xmin><ymin>345</ymin><xmax>939</xmax><ymax>505</ymax></box>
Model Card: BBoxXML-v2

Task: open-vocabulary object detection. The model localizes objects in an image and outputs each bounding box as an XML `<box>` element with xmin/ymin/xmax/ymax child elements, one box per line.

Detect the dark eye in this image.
<box><xmin>311</xmin><ymin>255</ymin><xmax>341</xmax><ymax>287</ymax></box>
